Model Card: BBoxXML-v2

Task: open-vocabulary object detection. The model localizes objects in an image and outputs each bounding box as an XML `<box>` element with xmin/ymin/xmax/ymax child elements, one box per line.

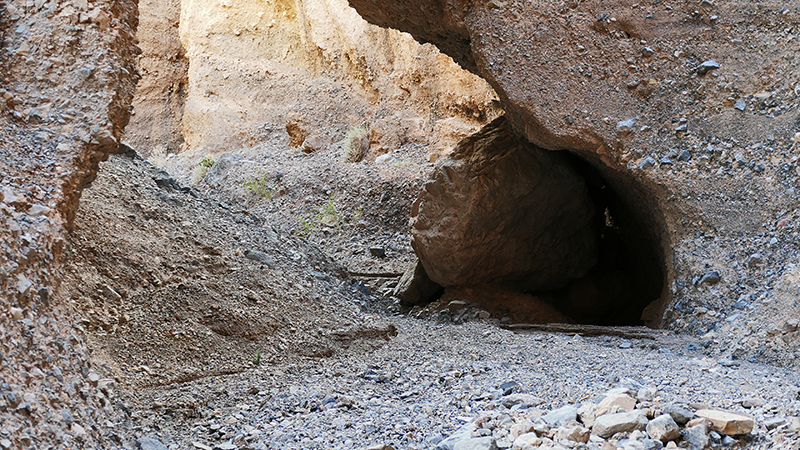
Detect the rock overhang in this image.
<box><xmin>351</xmin><ymin>0</ymin><xmax>800</xmax><ymax>338</ymax></box>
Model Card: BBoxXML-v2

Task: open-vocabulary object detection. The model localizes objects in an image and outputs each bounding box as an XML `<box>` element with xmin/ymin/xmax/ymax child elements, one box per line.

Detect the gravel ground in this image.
<box><xmin>121</xmin><ymin>316</ymin><xmax>800</xmax><ymax>450</ymax></box>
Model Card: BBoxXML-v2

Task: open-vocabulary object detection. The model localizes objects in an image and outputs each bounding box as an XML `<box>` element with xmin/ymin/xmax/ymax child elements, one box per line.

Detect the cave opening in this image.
<box><xmin>408</xmin><ymin>118</ymin><xmax>669</xmax><ymax>328</ymax></box>
<box><xmin>526</xmin><ymin>152</ymin><xmax>667</xmax><ymax>327</ymax></box>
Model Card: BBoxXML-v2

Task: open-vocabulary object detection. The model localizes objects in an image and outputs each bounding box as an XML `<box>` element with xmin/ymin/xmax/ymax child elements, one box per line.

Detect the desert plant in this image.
<box><xmin>297</xmin><ymin>216</ymin><xmax>315</xmax><ymax>237</ymax></box>
<box><xmin>341</xmin><ymin>125</ymin><xmax>369</xmax><ymax>163</ymax></box>
<box><xmin>318</xmin><ymin>195</ymin><xmax>341</xmax><ymax>229</ymax></box>
<box><xmin>392</xmin><ymin>158</ymin><xmax>412</xmax><ymax>168</ymax></box>
<box><xmin>295</xmin><ymin>194</ymin><xmax>344</xmax><ymax>236</ymax></box>
<box><xmin>190</xmin><ymin>155</ymin><xmax>215</xmax><ymax>185</ymax></box>
<box><xmin>243</xmin><ymin>171</ymin><xmax>274</xmax><ymax>201</ymax></box>
<box><xmin>199</xmin><ymin>156</ymin><xmax>215</xmax><ymax>169</ymax></box>
<box><xmin>252</xmin><ymin>351</ymin><xmax>262</xmax><ymax>366</ymax></box>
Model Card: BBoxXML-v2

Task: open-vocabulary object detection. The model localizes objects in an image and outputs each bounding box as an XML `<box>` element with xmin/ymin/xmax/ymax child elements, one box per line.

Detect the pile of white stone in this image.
<box><xmin>432</xmin><ymin>383</ymin><xmax>763</xmax><ymax>450</ymax></box>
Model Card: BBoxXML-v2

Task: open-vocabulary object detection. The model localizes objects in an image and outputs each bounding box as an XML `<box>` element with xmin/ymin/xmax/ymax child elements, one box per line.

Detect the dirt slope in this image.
<box><xmin>60</xmin><ymin>151</ymin><xmax>397</xmax><ymax>389</ymax></box>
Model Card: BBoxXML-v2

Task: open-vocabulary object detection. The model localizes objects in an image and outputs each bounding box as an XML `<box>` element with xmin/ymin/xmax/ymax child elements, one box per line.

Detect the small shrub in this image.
<box><xmin>342</xmin><ymin>125</ymin><xmax>369</xmax><ymax>163</ymax></box>
<box><xmin>296</xmin><ymin>194</ymin><xmax>343</xmax><ymax>237</ymax></box>
<box><xmin>392</xmin><ymin>158</ymin><xmax>412</xmax><ymax>168</ymax></box>
<box><xmin>199</xmin><ymin>156</ymin><xmax>215</xmax><ymax>169</ymax></box>
<box><xmin>243</xmin><ymin>171</ymin><xmax>274</xmax><ymax>201</ymax></box>
<box><xmin>190</xmin><ymin>155</ymin><xmax>215</xmax><ymax>185</ymax></box>
<box><xmin>318</xmin><ymin>195</ymin><xmax>341</xmax><ymax>229</ymax></box>
<box><xmin>252</xmin><ymin>351</ymin><xmax>262</xmax><ymax>366</ymax></box>
<box><xmin>297</xmin><ymin>216</ymin><xmax>315</xmax><ymax>237</ymax></box>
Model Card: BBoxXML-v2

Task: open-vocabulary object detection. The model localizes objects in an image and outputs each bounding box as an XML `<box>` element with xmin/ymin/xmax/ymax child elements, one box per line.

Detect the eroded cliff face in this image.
<box><xmin>169</xmin><ymin>0</ymin><xmax>500</xmax><ymax>158</ymax></box>
<box><xmin>0</xmin><ymin>0</ymin><xmax>138</xmax><ymax>446</ymax></box>
<box><xmin>123</xmin><ymin>0</ymin><xmax>188</xmax><ymax>156</ymax></box>
<box><xmin>349</xmin><ymin>0</ymin><xmax>800</xmax><ymax>361</ymax></box>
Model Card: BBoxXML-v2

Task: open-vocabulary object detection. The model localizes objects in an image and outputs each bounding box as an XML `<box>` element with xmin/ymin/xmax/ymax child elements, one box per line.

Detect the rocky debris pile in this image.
<box><xmin>437</xmin><ymin>381</ymin><xmax>764</xmax><ymax>450</ymax></box>
<box><xmin>59</xmin><ymin>151</ymin><xmax>400</xmax><ymax>389</ymax></box>
<box><xmin>170</xmin><ymin>132</ymin><xmax>425</xmax><ymax>279</ymax></box>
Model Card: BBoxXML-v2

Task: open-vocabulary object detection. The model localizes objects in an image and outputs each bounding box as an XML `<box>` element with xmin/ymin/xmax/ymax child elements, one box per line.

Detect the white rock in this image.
<box><xmin>512</xmin><ymin>432</ymin><xmax>539</xmax><ymax>450</ymax></box>
<box><xmin>577</xmin><ymin>402</ymin><xmax>596</xmax><ymax>428</ymax></box>
<box><xmin>16</xmin><ymin>276</ymin><xmax>32</xmax><ymax>296</ymax></box>
<box><xmin>694</xmin><ymin>409</ymin><xmax>754</xmax><ymax>435</ymax></box>
<box><xmin>502</xmin><ymin>394</ymin><xmax>543</xmax><ymax>408</ymax></box>
<box><xmin>592</xmin><ymin>410</ymin><xmax>648</xmax><ymax>438</ymax></box>
<box><xmin>27</xmin><ymin>204</ymin><xmax>50</xmax><ymax>216</ymax></box>
<box><xmin>542</xmin><ymin>405</ymin><xmax>578</xmax><ymax>427</ymax></box>
<box><xmin>558</xmin><ymin>422</ymin><xmax>590</xmax><ymax>443</ymax></box>
<box><xmin>509</xmin><ymin>419</ymin><xmax>535</xmax><ymax>439</ymax></box>
<box><xmin>596</xmin><ymin>393</ymin><xmax>636</xmax><ymax>417</ymax></box>
<box><xmin>637</xmin><ymin>386</ymin><xmax>658</xmax><ymax>402</ymax></box>
<box><xmin>9</xmin><ymin>307</ymin><xmax>24</xmax><ymax>321</ymax></box>
<box><xmin>453</xmin><ymin>437</ymin><xmax>498</xmax><ymax>450</ymax></box>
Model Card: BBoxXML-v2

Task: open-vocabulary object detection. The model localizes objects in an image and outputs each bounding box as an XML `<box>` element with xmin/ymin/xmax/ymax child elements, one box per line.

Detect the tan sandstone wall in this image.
<box><xmin>123</xmin><ymin>0</ymin><xmax>188</xmax><ymax>157</ymax></box>
<box><xmin>176</xmin><ymin>0</ymin><xmax>500</xmax><ymax>156</ymax></box>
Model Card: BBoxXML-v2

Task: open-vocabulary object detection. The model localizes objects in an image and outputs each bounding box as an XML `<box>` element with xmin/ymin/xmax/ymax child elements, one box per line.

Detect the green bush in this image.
<box><xmin>191</xmin><ymin>155</ymin><xmax>216</xmax><ymax>185</ymax></box>
<box><xmin>296</xmin><ymin>195</ymin><xmax>342</xmax><ymax>236</ymax></box>
<box><xmin>243</xmin><ymin>171</ymin><xmax>274</xmax><ymax>201</ymax></box>
<box><xmin>199</xmin><ymin>156</ymin><xmax>215</xmax><ymax>169</ymax></box>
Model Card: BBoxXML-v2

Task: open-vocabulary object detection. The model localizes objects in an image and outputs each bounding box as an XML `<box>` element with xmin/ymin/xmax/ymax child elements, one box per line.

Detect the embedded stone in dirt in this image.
<box><xmin>393</xmin><ymin>259</ymin><xmax>443</xmax><ymax>307</ymax></box>
<box><xmin>694</xmin><ymin>409</ymin><xmax>754</xmax><ymax>436</ymax></box>
<box><xmin>410</xmin><ymin>116</ymin><xmax>596</xmax><ymax>292</ymax></box>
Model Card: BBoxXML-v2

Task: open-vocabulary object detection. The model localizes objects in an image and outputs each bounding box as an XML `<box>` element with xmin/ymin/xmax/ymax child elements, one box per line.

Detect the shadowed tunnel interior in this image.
<box><xmin>410</xmin><ymin>119</ymin><xmax>668</xmax><ymax>328</ymax></box>
<box><xmin>529</xmin><ymin>153</ymin><xmax>666</xmax><ymax>326</ymax></box>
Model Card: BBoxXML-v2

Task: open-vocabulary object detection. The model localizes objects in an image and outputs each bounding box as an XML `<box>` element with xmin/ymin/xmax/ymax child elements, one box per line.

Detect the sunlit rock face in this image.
<box><xmin>171</xmin><ymin>0</ymin><xmax>500</xmax><ymax>156</ymax></box>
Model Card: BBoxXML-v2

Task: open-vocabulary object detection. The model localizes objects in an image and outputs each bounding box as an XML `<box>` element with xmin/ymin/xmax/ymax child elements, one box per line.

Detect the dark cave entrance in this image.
<box><xmin>526</xmin><ymin>153</ymin><xmax>667</xmax><ymax>327</ymax></box>
<box><xmin>406</xmin><ymin>117</ymin><xmax>669</xmax><ymax>328</ymax></box>
<box><xmin>414</xmin><ymin>150</ymin><xmax>668</xmax><ymax>328</ymax></box>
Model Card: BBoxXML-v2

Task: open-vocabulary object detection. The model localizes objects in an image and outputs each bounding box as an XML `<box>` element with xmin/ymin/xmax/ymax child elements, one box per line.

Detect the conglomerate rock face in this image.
<box><xmin>0</xmin><ymin>0</ymin><xmax>138</xmax><ymax>446</ymax></box>
<box><xmin>349</xmin><ymin>0</ymin><xmax>800</xmax><ymax>361</ymax></box>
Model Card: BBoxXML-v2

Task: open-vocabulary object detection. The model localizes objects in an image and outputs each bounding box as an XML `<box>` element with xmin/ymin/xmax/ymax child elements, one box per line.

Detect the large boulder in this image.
<box><xmin>410</xmin><ymin>116</ymin><xmax>596</xmax><ymax>291</ymax></box>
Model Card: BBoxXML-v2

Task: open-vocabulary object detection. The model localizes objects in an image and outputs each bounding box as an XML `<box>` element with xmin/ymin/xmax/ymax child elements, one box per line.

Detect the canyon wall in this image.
<box><xmin>349</xmin><ymin>0</ymin><xmax>800</xmax><ymax>363</ymax></box>
<box><xmin>169</xmin><ymin>0</ymin><xmax>500</xmax><ymax>157</ymax></box>
<box><xmin>123</xmin><ymin>0</ymin><xmax>187</xmax><ymax>157</ymax></box>
<box><xmin>0</xmin><ymin>0</ymin><xmax>139</xmax><ymax>446</ymax></box>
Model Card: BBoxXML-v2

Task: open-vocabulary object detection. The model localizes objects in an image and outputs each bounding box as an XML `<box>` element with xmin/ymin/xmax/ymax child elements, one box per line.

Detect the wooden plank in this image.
<box><xmin>348</xmin><ymin>271</ymin><xmax>404</xmax><ymax>278</ymax></box>
<box><xmin>503</xmin><ymin>323</ymin><xmax>669</xmax><ymax>340</ymax></box>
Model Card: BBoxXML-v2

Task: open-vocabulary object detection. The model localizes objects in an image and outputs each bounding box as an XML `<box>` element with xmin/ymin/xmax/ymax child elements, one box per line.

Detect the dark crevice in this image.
<box><xmin>409</xmin><ymin>147</ymin><xmax>668</xmax><ymax>328</ymax></box>
<box><xmin>527</xmin><ymin>153</ymin><xmax>665</xmax><ymax>327</ymax></box>
<box><xmin>401</xmin><ymin>118</ymin><xmax>669</xmax><ymax>327</ymax></box>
